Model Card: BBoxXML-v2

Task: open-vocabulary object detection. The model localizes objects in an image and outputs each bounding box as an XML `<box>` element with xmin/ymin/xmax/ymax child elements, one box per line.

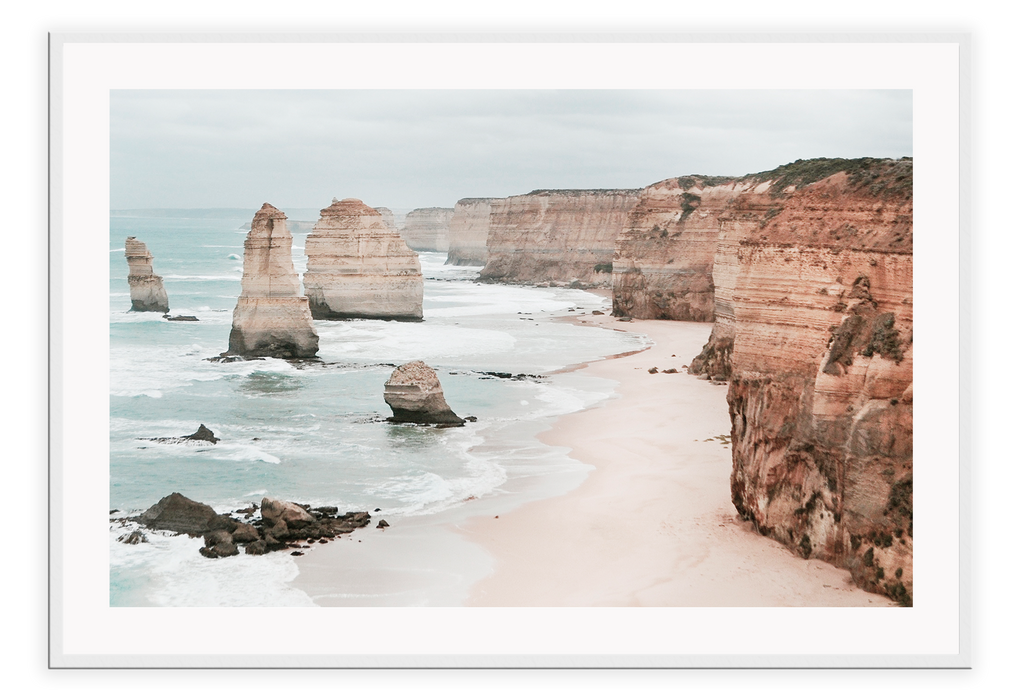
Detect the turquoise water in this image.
<box><xmin>109</xmin><ymin>213</ymin><xmax>648</xmax><ymax>606</ymax></box>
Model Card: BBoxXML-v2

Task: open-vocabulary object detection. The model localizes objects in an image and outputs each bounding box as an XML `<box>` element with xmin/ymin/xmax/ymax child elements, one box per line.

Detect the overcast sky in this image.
<box><xmin>110</xmin><ymin>90</ymin><xmax>912</xmax><ymax>211</ymax></box>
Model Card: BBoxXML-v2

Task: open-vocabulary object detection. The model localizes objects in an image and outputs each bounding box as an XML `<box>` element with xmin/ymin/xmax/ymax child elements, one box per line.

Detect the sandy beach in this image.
<box><xmin>291</xmin><ymin>312</ymin><xmax>893</xmax><ymax>607</ymax></box>
<box><xmin>461</xmin><ymin>315</ymin><xmax>893</xmax><ymax>607</ymax></box>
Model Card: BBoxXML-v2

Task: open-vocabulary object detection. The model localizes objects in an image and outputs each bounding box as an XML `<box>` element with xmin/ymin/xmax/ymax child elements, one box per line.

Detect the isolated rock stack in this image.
<box><xmin>227</xmin><ymin>203</ymin><xmax>319</xmax><ymax>358</ymax></box>
<box><xmin>383</xmin><ymin>361</ymin><xmax>465</xmax><ymax>426</ymax></box>
<box><xmin>124</xmin><ymin>237</ymin><xmax>170</xmax><ymax>312</ymax></box>
<box><xmin>303</xmin><ymin>198</ymin><xmax>424</xmax><ymax>321</ymax></box>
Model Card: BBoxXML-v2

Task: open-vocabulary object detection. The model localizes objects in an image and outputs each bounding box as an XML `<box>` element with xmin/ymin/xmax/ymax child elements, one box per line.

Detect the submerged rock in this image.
<box><xmin>383</xmin><ymin>360</ymin><xmax>465</xmax><ymax>426</ymax></box>
<box><xmin>125</xmin><ymin>237</ymin><xmax>170</xmax><ymax>313</ymax></box>
<box><xmin>227</xmin><ymin>203</ymin><xmax>319</xmax><ymax>359</ymax></box>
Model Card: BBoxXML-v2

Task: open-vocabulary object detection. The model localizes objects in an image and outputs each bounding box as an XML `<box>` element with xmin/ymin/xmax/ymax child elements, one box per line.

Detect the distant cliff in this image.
<box><xmin>672</xmin><ymin>158</ymin><xmax>914</xmax><ymax>604</ymax></box>
<box><xmin>479</xmin><ymin>189</ymin><xmax>640</xmax><ymax>287</ymax></box>
<box><xmin>400</xmin><ymin>207</ymin><xmax>455</xmax><ymax>252</ymax></box>
<box><xmin>446</xmin><ymin>198</ymin><xmax>498</xmax><ymax>266</ymax></box>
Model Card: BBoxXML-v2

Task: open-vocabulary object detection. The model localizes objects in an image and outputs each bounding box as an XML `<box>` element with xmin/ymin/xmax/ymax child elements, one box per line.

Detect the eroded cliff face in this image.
<box><xmin>374</xmin><ymin>207</ymin><xmax>397</xmax><ymax>232</ymax></box>
<box><xmin>125</xmin><ymin>237</ymin><xmax>170</xmax><ymax>313</ymax></box>
<box><xmin>614</xmin><ymin>176</ymin><xmax>739</xmax><ymax>320</ymax></box>
<box><xmin>400</xmin><ymin>207</ymin><xmax>455</xmax><ymax>252</ymax></box>
<box><xmin>479</xmin><ymin>189</ymin><xmax>640</xmax><ymax>287</ymax></box>
<box><xmin>446</xmin><ymin>198</ymin><xmax>497</xmax><ymax>266</ymax></box>
<box><xmin>303</xmin><ymin>198</ymin><xmax>424</xmax><ymax>321</ymax></box>
<box><xmin>228</xmin><ymin>204</ymin><xmax>319</xmax><ymax>358</ymax></box>
<box><xmin>679</xmin><ymin>158</ymin><xmax>914</xmax><ymax>603</ymax></box>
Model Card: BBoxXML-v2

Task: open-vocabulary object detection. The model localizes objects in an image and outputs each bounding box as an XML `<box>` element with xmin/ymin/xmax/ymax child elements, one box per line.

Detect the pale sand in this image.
<box><xmin>462</xmin><ymin>315</ymin><xmax>893</xmax><ymax>606</ymax></box>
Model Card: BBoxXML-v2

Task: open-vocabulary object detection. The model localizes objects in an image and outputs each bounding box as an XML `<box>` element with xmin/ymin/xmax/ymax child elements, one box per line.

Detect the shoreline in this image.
<box><xmin>461</xmin><ymin>315</ymin><xmax>894</xmax><ymax>606</ymax></box>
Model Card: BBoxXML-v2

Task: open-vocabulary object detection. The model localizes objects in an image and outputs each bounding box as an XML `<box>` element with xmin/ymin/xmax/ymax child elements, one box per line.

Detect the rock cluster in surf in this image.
<box><xmin>384</xmin><ymin>361</ymin><xmax>465</xmax><ymax>426</ymax></box>
<box><xmin>227</xmin><ymin>203</ymin><xmax>319</xmax><ymax>359</ymax></box>
<box><xmin>125</xmin><ymin>237</ymin><xmax>170</xmax><ymax>313</ymax></box>
<box><xmin>303</xmin><ymin>198</ymin><xmax>424</xmax><ymax>321</ymax></box>
<box><xmin>130</xmin><ymin>492</ymin><xmax>372</xmax><ymax>558</ymax></box>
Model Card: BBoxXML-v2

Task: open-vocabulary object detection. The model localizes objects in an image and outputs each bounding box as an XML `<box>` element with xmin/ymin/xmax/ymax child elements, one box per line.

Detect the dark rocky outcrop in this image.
<box><xmin>136</xmin><ymin>492</ymin><xmax>218</xmax><ymax>536</ymax></box>
<box><xmin>132</xmin><ymin>492</ymin><xmax>372</xmax><ymax>558</ymax></box>
<box><xmin>147</xmin><ymin>424</ymin><xmax>220</xmax><ymax>445</ymax></box>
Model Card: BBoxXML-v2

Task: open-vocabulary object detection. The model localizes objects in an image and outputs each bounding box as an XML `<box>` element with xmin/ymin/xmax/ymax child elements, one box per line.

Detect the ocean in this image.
<box><xmin>108</xmin><ymin>213</ymin><xmax>649</xmax><ymax>606</ymax></box>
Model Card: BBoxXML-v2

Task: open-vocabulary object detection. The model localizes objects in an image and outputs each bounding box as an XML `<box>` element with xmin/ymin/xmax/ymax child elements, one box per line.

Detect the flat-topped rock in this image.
<box><xmin>125</xmin><ymin>237</ymin><xmax>170</xmax><ymax>312</ymax></box>
<box><xmin>399</xmin><ymin>207</ymin><xmax>455</xmax><ymax>252</ymax></box>
<box><xmin>384</xmin><ymin>360</ymin><xmax>465</xmax><ymax>426</ymax></box>
<box><xmin>303</xmin><ymin>198</ymin><xmax>424</xmax><ymax>321</ymax></box>
<box><xmin>227</xmin><ymin>203</ymin><xmax>319</xmax><ymax>358</ymax></box>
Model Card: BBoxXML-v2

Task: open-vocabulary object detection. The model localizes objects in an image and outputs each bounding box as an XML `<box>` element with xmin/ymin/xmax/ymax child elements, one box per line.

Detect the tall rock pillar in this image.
<box><xmin>125</xmin><ymin>237</ymin><xmax>170</xmax><ymax>313</ymax></box>
<box><xmin>227</xmin><ymin>203</ymin><xmax>319</xmax><ymax>358</ymax></box>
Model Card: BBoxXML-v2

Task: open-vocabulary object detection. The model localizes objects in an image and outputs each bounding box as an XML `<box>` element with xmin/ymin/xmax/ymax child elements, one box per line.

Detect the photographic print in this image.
<box><xmin>51</xmin><ymin>37</ymin><xmax>963</xmax><ymax>667</ymax></box>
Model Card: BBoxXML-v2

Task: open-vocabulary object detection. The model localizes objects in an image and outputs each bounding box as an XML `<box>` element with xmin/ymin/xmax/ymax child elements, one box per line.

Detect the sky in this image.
<box><xmin>110</xmin><ymin>90</ymin><xmax>912</xmax><ymax>211</ymax></box>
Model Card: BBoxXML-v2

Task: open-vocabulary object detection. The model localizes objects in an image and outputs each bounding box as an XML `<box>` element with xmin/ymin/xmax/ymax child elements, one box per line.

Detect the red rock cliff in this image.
<box><xmin>677</xmin><ymin>158</ymin><xmax>914</xmax><ymax>604</ymax></box>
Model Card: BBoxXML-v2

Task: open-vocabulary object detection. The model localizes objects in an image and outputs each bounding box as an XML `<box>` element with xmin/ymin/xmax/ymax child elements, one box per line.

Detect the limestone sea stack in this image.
<box><xmin>383</xmin><ymin>361</ymin><xmax>465</xmax><ymax>426</ymax></box>
<box><xmin>124</xmin><ymin>237</ymin><xmax>170</xmax><ymax>312</ymax></box>
<box><xmin>303</xmin><ymin>198</ymin><xmax>424</xmax><ymax>321</ymax></box>
<box><xmin>479</xmin><ymin>189</ymin><xmax>641</xmax><ymax>287</ymax></box>
<box><xmin>227</xmin><ymin>203</ymin><xmax>319</xmax><ymax>358</ymax></box>
<box><xmin>399</xmin><ymin>207</ymin><xmax>455</xmax><ymax>252</ymax></box>
<box><xmin>446</xmin><ymin>198</ymin><xmax>498</xmax><ymax>266</ymax></box>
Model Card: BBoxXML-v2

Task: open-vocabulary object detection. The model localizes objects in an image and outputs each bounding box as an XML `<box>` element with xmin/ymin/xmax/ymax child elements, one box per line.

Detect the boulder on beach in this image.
<box><xmin>261</xmin><ymin>496</ymin><xmax>316</xmax><ymax>528</ymax></box>
<box><xmin>383</xmin><ymin>361</ymin><xmax>465</xmax><ymax>426</ymax></box>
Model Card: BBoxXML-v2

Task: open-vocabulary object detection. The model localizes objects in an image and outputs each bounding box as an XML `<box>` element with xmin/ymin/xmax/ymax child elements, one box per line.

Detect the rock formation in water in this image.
<box><xmin>124</xmin><ymin>237</ymin><xmax>170</xmax><ymax>312</ymax></box>
<box><xmin>399</xmin><ymin>207</ymin><xmax>455</xmax><ymax>252</ymax></box>
<box><xmin>384</xmin><ymin>360</ymin><xmax>465</xmax><ymax>426</ymax></box>
<box><xmin>670</xmin><ymin>158</ymin><xmax>914</xmax><ymax>604</ymax></box>
<box><xmin>303</xmin><ymin>198</ymin><xmax>424</xmax><ymax>321</ymax></box>
<box><xmin>479</xmin><ymin>189</ymin><xmax>640</xmax><ymax>287</ymax></box>
<box><xmin>131</xmin><ymin>492</ymin><xmax>371</xmax><ymax>557</ymax></box>
<box><xmin>137</xmin><ymin>492</ymin><xmax>218</xmax><ymax>536</ymax></box>
<box><xmin>446</xmin><ymin>198</ymin><xmax>498</xmax><ymax>266</ymax></box>
<box><xmin>227</xmin><ymin>203</ymin><xmax>319</xmax><ymax>358</ymax></box>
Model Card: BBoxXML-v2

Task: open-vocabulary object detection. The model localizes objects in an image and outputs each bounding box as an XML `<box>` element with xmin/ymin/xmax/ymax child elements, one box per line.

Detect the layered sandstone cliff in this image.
<box><xmin>613</xmin><ymin>176</ymin><xmax>737</xmax><ymax>320</ymax></box>
<box><xmin>446</xmin><ymin>198</ymin><xmax>497</xmax><ymax>266</ymax></box>
<box><xmin>679</xmin><ymin>158</ymin><xmax>914</xmax><ymax>603</ymax></box>
<box><xmin>479</xmin><ymin>189</ymin><xmax>640</xmax><ymax>287</ymax></box>
<box><xmin>125</xmin><ymin>237</ymin><xmax>170</xmax><ymax>312</ymax></box>
<box><xmin>399</xmin><ymin>207</ymin><xmax>455</xmax><ymax>252</ymax></box>
<box><xmin>227</xmin><ymin>203</ymin><xmax>319</xmax><ymax>358</ymax></box>
<box><xmin>303</xmin><ymin>198</ymin><xmax>423</xmax><ymax>321</ymax></box>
